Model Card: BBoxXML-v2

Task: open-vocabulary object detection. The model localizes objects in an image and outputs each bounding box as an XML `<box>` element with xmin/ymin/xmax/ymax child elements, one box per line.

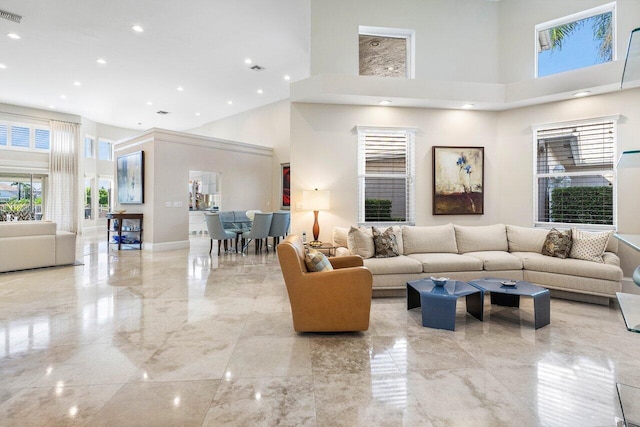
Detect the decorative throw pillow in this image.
<box><xmin>347</xmin><ymin>226</ymin><xmax>375</xmax><ymax>259</ymax></box>
<box><xmin>304</xmin><ymin>249</ymin><xmax>334</xmax><ymax>272</ymax></box>
<box><xmin>569</xmin><ymin>228</ymin><xmax>612</xmax><ymax>263</ymax></box>
<box><xmin>541</xmin><ymin>228</ymin><xmax>572</xmax><ymax>259</ymax></box>
<box><xmin>372</xmin><ymin>226</ymin><xmax>400</xmax><ymax>258</ymax></box>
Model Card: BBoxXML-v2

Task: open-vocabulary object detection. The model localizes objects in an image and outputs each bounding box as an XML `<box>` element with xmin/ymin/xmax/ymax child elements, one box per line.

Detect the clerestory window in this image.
<box><xmin>536</xmin><ymin>3</ymin><xmax>615</xmax><ymax>77</ymax></box>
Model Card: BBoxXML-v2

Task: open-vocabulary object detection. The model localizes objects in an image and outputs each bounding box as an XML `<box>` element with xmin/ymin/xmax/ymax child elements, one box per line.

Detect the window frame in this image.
<box><xmin>532</xmin><ymin>115</ymin><xmax>619</xmax><ymax>231</ymax></box>
<box><xmin>84</xmin><ymin>135</ymin><xmax>95</xmax><ymax>159</ymax></box>
<box><xmin>356</xmin><ymin>125</ymin><xmax>416</xmax><ymax>227</ymax></box>
<box><xmin>534</xmin><ymin>2</ymin><xmax>617</xmax><ymax>78</ymax></box>
<box><xmin>359</xmin><ymin>26</ymin><xmax>416</xmax><ymax>79</ymax></box>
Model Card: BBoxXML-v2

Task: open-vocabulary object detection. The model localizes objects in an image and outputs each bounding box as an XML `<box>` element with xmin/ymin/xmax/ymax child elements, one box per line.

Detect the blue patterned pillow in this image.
<box><xmin>305</xmin><ymin>249</ymin><xmax>334</xmax><ymax>272</ymax></box>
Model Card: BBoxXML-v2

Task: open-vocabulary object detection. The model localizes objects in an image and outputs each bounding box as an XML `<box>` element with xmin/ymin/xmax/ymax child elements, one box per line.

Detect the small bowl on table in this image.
<box><xmin>430</xmin><ymin>276</ymin><xmax>449</xmax><ymax>287</ymax></box>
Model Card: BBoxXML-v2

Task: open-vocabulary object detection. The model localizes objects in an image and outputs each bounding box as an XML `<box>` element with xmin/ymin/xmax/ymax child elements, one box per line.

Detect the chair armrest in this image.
<box><xmin>299</xmin><ymin>267</ymin><xmax>372</xmax><ymax>297</ymax></box>
<box><xmin>329</xmin><ymin>255</ymin><xmax>363</xmax><ymax>269</ymax></box>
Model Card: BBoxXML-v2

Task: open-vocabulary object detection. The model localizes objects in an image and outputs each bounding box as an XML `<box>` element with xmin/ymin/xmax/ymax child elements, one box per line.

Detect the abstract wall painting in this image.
<box><xmin>433</xmin><ymin>146</ymin><xmax>484</xmax><ymax>215</ymax></box>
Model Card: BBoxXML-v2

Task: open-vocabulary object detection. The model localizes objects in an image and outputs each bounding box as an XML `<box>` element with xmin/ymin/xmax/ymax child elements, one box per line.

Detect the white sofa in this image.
<box><xmin>333</xmin><ymin>224</ymin><xmax>622</xmax><ymax>305</ymax></box>
<box><xmin>0</xmin><ymin>221</ymin><xmax>77</xmax><ymax>272</ymax></box>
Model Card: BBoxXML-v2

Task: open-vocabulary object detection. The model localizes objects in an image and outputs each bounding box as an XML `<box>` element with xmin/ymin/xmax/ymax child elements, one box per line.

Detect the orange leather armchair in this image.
<box><xmin>277</xmin><ymin>235</ymin><xmax>373</xmax><ymax>332</ymax></box>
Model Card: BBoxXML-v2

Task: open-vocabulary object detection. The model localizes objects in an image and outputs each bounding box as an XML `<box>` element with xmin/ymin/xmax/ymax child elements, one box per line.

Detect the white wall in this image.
<box><xmin>187</xmin><ymin>99</ymin><xmax>291</xmax><ymax>212</ymax></box>
<box><xmin>116</xmin><ymin>129</ymin><xmax>273</xmax><ymax>250</ymax></box>
<box><xmin>310</xmin><ymin>0</ymin><xmax>500</xmax><ymax>83</ymax></box>
<box><xmin>290</xmin><ymin>102</ymin><xmax>500</xmax><ymax>241</ymax></box>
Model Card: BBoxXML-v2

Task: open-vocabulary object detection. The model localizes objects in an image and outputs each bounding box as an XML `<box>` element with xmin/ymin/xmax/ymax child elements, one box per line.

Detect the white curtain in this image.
<box><xmin>45</xmin><ymin>120</ymin><xmax>80</xmax><ymax>233</ymax></box>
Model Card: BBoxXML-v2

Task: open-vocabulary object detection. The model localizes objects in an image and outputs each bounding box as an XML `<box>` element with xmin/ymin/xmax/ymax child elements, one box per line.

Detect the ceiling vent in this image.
<box><xmin>0</xmin><ymin>9</ymin><xmax>22</xmax><ymax>23</ymax></box>
<box><xmin>250</xmin><ymin>65</ymin><xmax>265</xmax><ymax>71</ymax></box>
<box><xmin>156</xmin><ymin>110</ymin><xmax>170</xmax><ymax>115</ymax></box>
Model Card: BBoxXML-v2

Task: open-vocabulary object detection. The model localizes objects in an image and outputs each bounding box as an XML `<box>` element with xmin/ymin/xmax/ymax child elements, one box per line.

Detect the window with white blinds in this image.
<box><xmin>0</xmin><ymin>124</ymin><xmax>7</xmax><ymax>147</ymax></box>
<box><xmin>0</xmin><ymin>122</ymin><xmax>50</xmax><ymax>151</ymax></box>
<box><xmin>534</xmin><ymin>118</ymin><xmax>616</xmax><ymax>228</ymax></box>
<box><xmin>11</xmin><ymin>126</ymin><xmax>30</xmax><ymax>148</ymax></box>
<box><xmin>34</xmin><ymin>128</ymin><xmax>50</xmax><ymax>150</ymax></box>
<box><xmin>357</xmin><ymin>127</ymin><xmax>415</xmax><ymax>225</ymax></box>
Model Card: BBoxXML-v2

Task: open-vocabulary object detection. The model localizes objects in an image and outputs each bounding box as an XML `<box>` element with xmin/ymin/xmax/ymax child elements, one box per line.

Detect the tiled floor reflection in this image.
<box><xmin>0</xmin><ymin>231</ymin><xmax>638</xmax><ymax>426</ymax></box>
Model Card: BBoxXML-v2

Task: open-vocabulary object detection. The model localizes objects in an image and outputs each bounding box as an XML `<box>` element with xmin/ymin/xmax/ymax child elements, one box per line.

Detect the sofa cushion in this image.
<box><xmin>506</xmin><ymin>225</ymin><xmax>548</xmax><ymax>253</ymax></box>
<box><xmin>403</xmin><ymin>224</ymin><xmax>458</xmax><ymax>255</ymax></box>
<box><xmin>305</xmin><ymin>249</ymin><xmax>334</xmax><ymax>272</ymax></box>
<box><xmin>347</xmin><ymin>226</ymin><xmax>375</xmax><ymax>259</ymax></box>
<box><xmin>363</xmin><ymin>255</ymin><xmax>423</xmax><ymax>275</ymax></box>
<box><xmin>0</xmin><ymin>221</ymin><xmax>56</xmax><ymax>238</ymax></box>
<box><xmin>511</xmin><ymin>251</ymin><xmax>622</xmax><ymax>281</ymax></box>
<box><xmin>569</xmin><ymin>228</ymin><xmax>612</xmax><ymax>263</ymax></box>
<box><xmin>333</xmin><ymin>227</ymin><xmax>349</xmax><ymax>248</ymax></box>
<box><xmin>541</xmin><ymin>228</ymin><xmax>572</xmax><ymax>259</ymax></box>
<box><xmin>454</xmin><ymin>224</ymin><xmax>508</xmax><ymax>253</ymax></box>
<box><xmin>0</xmin><ymin>235</ymin><xmax>56</xmax><ymax>271</ymax></box>
<box><xmin>464</xmin><ymin>251</ymin><xmax>523</xmax><ymax>271</ymax></box>
<box><xmin>407</xmin><ymin>253</ymin><xmax>483</xmax><ymax>273</ymax></box>
<box><xmin>372</xmin><ymin>226</ymin><xmax>400</xmax><ymax>258</ymax></box>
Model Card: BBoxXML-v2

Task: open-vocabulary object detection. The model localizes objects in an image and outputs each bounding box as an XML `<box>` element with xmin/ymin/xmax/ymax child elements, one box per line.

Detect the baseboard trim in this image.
<box><xmin>143</xmin><ymin>240</ymin><xmax>190</xmax><ymax>252</ymax></box>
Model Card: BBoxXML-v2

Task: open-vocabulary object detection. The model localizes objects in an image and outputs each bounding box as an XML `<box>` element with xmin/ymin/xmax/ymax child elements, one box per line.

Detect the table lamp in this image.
<box><xmin>302</xmin><ymin>188</ymin><xmax>330</xmax><ymax>247</ymax></box>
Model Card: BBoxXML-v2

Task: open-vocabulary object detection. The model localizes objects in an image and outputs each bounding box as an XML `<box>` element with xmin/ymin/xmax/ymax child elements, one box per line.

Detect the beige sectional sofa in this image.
<box><xmin>0</xmin><ymin>221</ymin><xmax>77</xmax><ymax>272</ymax></box>
<box><xmin>333</xmin><ymin>224</ymin><xmax>622</xmax><ymax>305</ymax></box>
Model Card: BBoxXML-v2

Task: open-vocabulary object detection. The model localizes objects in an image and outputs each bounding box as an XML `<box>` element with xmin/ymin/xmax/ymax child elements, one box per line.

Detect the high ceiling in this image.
<box><xmin>0</xmin><ymin>0</ymin><xmax>310</xmax><ymax>131</ymax></box>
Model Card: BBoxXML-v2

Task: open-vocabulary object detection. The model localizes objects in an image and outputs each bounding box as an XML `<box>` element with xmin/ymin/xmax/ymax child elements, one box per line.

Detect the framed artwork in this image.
<box><xmin>433</xmin><ymin>146</ymin><xmax>484</xmax><ymax>215</ymax></box>
<box><xmin>117</xmin><ymin>151</ymin><xmax>144</xmax><ymax>204</ymax></box>
<box><xmin>280</xmin><ymin>163</ymin><xmax>290</xmax><ymax>210</ymax></box>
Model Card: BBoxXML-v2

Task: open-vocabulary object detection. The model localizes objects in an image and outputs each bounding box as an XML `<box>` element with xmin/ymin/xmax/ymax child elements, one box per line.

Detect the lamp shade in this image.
<box><xmin>302</xmin><ymin>189</ymin><xmax>330</xmax><ymax>211</ymax></box>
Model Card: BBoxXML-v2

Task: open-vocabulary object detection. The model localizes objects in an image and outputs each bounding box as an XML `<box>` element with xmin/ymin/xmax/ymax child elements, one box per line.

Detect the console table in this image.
<box><xmin>106</xmin><ymin>213</ymin><xmax>143</xmax><ymax>250</ymax></box>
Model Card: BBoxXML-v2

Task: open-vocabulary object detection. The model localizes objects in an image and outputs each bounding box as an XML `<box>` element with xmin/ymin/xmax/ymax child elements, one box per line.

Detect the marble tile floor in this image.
<box><xmin>0</xmin><ymin>231</ymin><xmax>639</xmax><ymax>426</ymax></box>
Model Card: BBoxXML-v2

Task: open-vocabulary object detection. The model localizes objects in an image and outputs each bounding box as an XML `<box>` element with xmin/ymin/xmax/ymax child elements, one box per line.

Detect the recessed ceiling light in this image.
<box><xmin>73</xmin><ymin>81</ymin><xmax>81</xmax><ymax>86</ymax></box>
<box><xmin>146</xmin><ymin>101</ymin><xmax>153</xmax><ymax>105</ymax></box>
<box><xmin>257</xmin><ymin>89</ymin><xmax>263</xmax><ymax>94</ymax></box>
<box><xmin>461</xmin><ymin>103</ymin><xmax>475</xmax><ymax>109</ymax></box>
<box><xmin>195</xmin><ymin>112</ymin><xmax>200</xmax><ymax>116</ymax></box>
<box><xmin>96</xmin><ymin>58</ymin><xmax>107</xmax><ymax>64</ymax></box>
<box><xmin>283</xmin><ymin>74</ymin><xmax>291</xmax><ymax>81</ymax></box>
<box><xmin>60</xmin><ymin>95</ymin><xmax>66</xmax><ymax>100</ymax></box>
<box><xmin>227</xmin><ymin>100</ymin><xmax>234</xmax><ymax>105</ymax></box>
<box><xmin>378</xmin><ymin>100</ymin><xmax>391</xmax><ymax>106</ymax></box>
<box><xmin>177</xmin><ymin>86</ymin><xmax>184</xmax><ymax>91</ymax></box>
<box><xmin>49</xmin><ymin>105</ymin><xmax>55</xmax><ymax>109</ymax></box>
<box><xmin>388</xmin><ymin>66</ymin><xmax>394</xmax><ymax>71</ymax></box>
<box><xmin>0</xmin><ymin>64</ymin><xmax>6</xmax><ymax>70</ymax></box>
<box><xmin>244</xmin><ymin>58</ymin><xmax>252</xmax><ymax>64</ymax></box>
<box><xmin>7</xmin><ymin>33</ymin><xmax>20</xmax><ymax>40</ymax></box>
<box><xmin>131</xmin><ymin>25</ymin><xmax>144</xmax><ymax>33</ymax></box>
<box><xmin>573</xmin><ymin>91</ymin><xmax>591</xmax><ymax>98</ymax></box>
